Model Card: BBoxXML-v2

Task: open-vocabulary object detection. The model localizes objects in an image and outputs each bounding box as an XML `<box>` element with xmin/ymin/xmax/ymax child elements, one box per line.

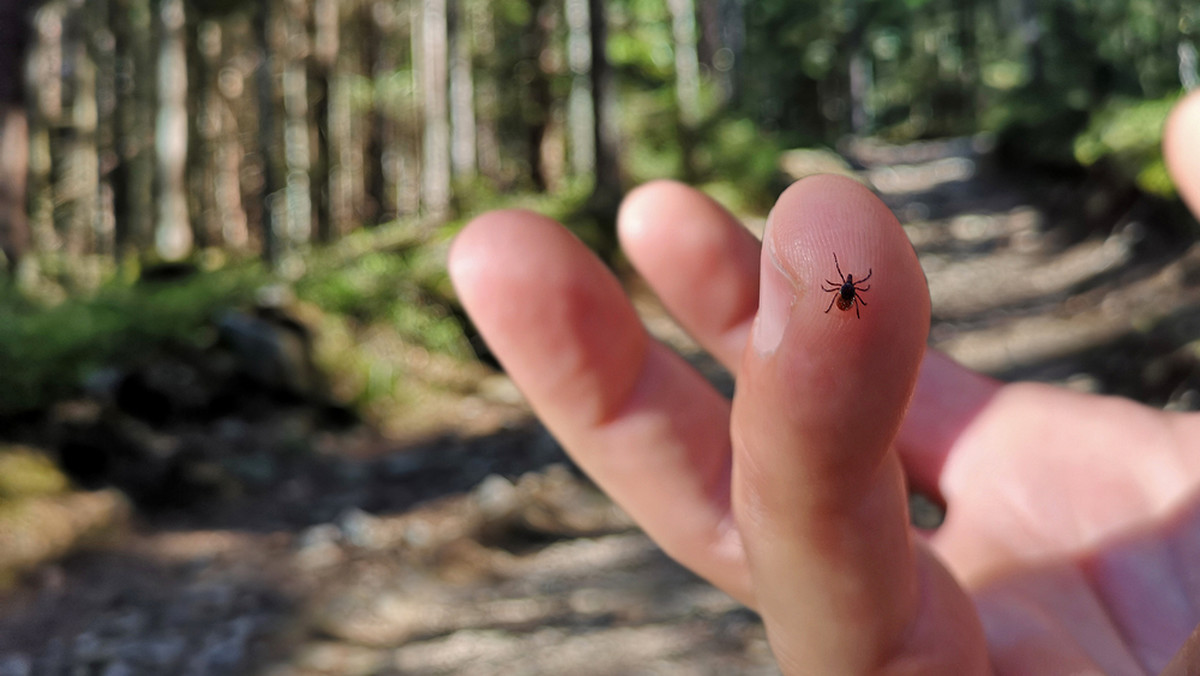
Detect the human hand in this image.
<box><xmin>448</xmin><ymin>89</ymin><xmax>1200</xmax><ymax>675</ymax></box>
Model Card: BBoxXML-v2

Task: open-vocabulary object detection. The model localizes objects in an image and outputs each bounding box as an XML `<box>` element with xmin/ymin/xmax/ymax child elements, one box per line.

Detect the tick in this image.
<box><xmin>821</xmin><ymin>253</ymin><xmax>872</xmax><ymax>318</ymax></box>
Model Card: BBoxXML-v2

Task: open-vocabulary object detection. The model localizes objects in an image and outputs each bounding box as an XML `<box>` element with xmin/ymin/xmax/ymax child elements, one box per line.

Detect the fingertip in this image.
<box><xmin>735</xmin><ymin>172</ymin><xmax>931</xmax><ymax>503</ymax></box>
<box><xmin>450</xmin><ymin>209</ymin><xmax>522</xmax><ymax>292</ymax></box>
<box><xmin>451</xmin><ymin>209</ymin><xmax>552</xmax><ymax>277</ymax></box>
<box><xmin>616</xmin><ymin>179</ymin><xmax>689</xmax><ymax>245</ymax></box>
<box><xmin>760</xmin><ymin>174</ymin><xmax>929</xmax><ymax>380</ymax></box>
<box><xmin>617</xmin><ymin>180</ymin><xmax>739</xmax><ymax>265</ymax></box>
<box><xmin>1165</xmin><ymin>90</ymin><xmax>1200</xmax><ymax>217</ymax></box>
<box><xmin>616</xmin><ymin>180</ymin><xmax>763</xmax><ymax>368</ymax></box>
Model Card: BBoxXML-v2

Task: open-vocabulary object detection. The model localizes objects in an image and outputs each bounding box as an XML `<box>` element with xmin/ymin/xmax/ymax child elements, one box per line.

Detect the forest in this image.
<box><xmin>0</xmin><ymin>0</ymin><xmax>1198</xmax><ymax>673</ymax></box>
<box><xmin>0</xmin><ymin>0</ymin><xmax>1192</xmax><ymax>269</ymax></box>
<box><xmin>0</xmin><ymin>0</ymin><xmax>1192</xmax><ymax>479</ymax></box>
<box><xmin>0</xmin><ymin>0</ymin><xmax>1189</xmax><ymax>406</ymax></box>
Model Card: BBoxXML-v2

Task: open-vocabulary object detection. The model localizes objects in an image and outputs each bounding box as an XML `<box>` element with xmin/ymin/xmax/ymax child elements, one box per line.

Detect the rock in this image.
<box><xmin>284</xmin><ymin>641</ymin><xmax>388</xmax><ymax>676</ymax></box>
<box><xmin>100</xmin><ymin>661</ymin><xmax>134</xmax><ymax>676</ymax></box>
<box><xmin>185</xmin><ymin>616</ymin><xmax>259</xmax><ymax>674</ymax></box>
<box><xmin>337</xmin><ymin>508</ymin><xmax>381</xmax><ymax>549</ymax></box>
<box><xmin>0</xmin><ymin>447</ymin><xmax>69</xmax><ymax>499</ymax></box>
<box><xmin>296</xmin><ymin>523</ymin><xmax>343</xmax><ymax>570</ymax></box>
<box><xmin>124</xmin><ymin>635</ymin><xmax>186</xmax><ymax>669</ymax></box>
<box><xmin>0</xmin><ymin>489</ymin><xmax>130</xmax><ymax>584</ymax></box>
<box><xmin>0</xmin><ymin>655</ymin><xmax>31</xmax><ymax>676</ymax></box>
<box><xmin>216</xmin><ymin>310</ymin><xmax>319</xmax><ymax>399</ymax></box>
<box><xmin>473</xmin><ymin>475</ymin><xmax>518</xmax><ymax>521</ymax></box>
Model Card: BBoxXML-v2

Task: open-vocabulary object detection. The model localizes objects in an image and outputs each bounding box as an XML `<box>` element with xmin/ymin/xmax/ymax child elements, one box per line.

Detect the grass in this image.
<box><xmin>0</xmin><ymin>263</ymin><xmax>267</xmax><ymax>415</ymax></box>
<box><xmin>0</xmin><ymin>230</ymin><xmax>478</xmax><ymax>419</ymax></box>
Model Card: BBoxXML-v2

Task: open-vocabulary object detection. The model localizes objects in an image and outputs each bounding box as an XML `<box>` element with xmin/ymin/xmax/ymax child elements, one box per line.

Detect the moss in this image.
<box><xmin>0</xmin><ymin>447</ymin><xmax>69</xmax><ymax>499</ymax></box>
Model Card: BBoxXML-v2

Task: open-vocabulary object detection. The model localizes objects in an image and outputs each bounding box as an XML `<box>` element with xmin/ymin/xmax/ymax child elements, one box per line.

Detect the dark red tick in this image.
<box><xmin>821</xmin><ymin>253</ymin><xmax>872</xmax><ymax>319</ymax></box>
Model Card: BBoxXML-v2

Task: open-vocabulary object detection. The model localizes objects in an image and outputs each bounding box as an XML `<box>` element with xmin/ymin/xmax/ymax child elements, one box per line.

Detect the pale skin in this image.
<box><xmin>449</xmin><ymin>90</ymin><xmax>1200</xmax><ymax>675</ymax></box>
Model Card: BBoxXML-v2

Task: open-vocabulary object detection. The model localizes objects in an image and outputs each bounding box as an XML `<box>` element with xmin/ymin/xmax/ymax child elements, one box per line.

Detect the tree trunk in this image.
<box><xmin>448</xmin><ymin>0</ymin><xmax>476</xmax><ymax>179</ymax></box>
<box><xmin>156</xmin><ymin>0</ymin><xmax>192</xmax><ymax>259</ymax></box>
<box><xmin>420</xmin><ymin>0</ymin><xmax>451</xmax><ymax>220</ymax></box>
<box><xmin>0</xmin><ymin>0</ymin><xmax>32</xmax><ymax>272</ymax></box>
<box><xmin>282</xmin><ymin>0</ymin><xmax>313</xmax><ymax>256</ymax></box>
<box><xmin>667</xmin><ymin>0</ymin><xmax>700</xmax><ymax>179</ymax></box>
<box><xmin>326</xmin><ymin>1</ymin><xmax>355</xmax><ymax>238</ymax></box>
<box><xmin>848</xmin><ymin>50</ymin><xmax>872</xmax><ymax>134</ymax></box>
<box><xmin>397</xmin><ymin>2</ymin><xmax>421</xmax><ymax>218</ymax></box>
<box><xmin>211</xmin><ymin>16</ymin><xmax>248</xmax><ymax>250</ymax></box>
<box><xmin>26</xmin><ymin>4</ymin><xmax>62</xmax><ymax>258</ymax></box>
<box><xmin>587</xmin><ymin>0</ymin><xmax>620</xmax><ymax>216</ymax></box>
<box><xmin>564</xmin><ymin>0</ymin><xmax>593</xmax><ymax>179</ymax></box>
<box><xmin>1179</xmin><ymin>40</ymin><xmax>1198</xmax><ymax>90</ymax></box>
<box><xmin>472</xmin><ymin>0</ymin><xmax>501</xmax><ymax>184</ymax></box>
<box><xmin>957</xmin><ymin>0</ymin><xmax>978</xmax><ymax>114</ymax></box>
<box><xmin>90</xmin><ymin>0</ymin><xmax>117</xmax><ymax>258</ymax></box>
<box><xmin>0</xmin><ymin>107</ymin><xmax>28</xmax><ymax>272</ymax></box>
<box><xmin>110</xmin><ymin>0</ymin><xmax>156</xmax><ymax>257</ymax></box>
<box><xmin>61</xmin><ymin>9</ymin><xmax>100</xmax><ymax>259</ymax></box>
<box><xmin>254</xmin><ymin>1</ymin><xmax>280</xmax><ymax>261</ymax></box>
<box><xmin>522</xmin><ymin>0</ymin><xmax>551</xmax><ymax>191</ymax></box>
<box><xmin>1016</xmin><ymin>0</ymin><xmax>1045</xmax><ymax>89</ymax></box>
<box><xmin>667</xmin><ymin>0</ymin><xmax>700</xmax><ymax>129</ymax></box>
<box><xmin>361</xmin><ymin>1</ymin><xmax>392</xmax><ymax>224</ymax></box>
<box><xmin>698</xmin><ymin>0</ymin><xmax>741</xmax><ymax>105</ymax></box>
<box><xmin>188</xmin><ymin>19</ymin><xmax>218</xmax><ymax>249</ymax></box>
<box><xmin>310</xmin><ymin>0</ymin><xmax>338</xmax><ymax>242</ymax></box>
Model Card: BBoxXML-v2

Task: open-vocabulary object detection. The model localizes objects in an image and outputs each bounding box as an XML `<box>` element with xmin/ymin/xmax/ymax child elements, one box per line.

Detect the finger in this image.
<box><xmin>449</xmin><ymin>211</ymin><xmax>752</xmax><ymax>602</ymax></box>
<box><xmin>616</xmin><ymin>180</ymin><xmax>1004</xmax><ymax>501</ymax></box>
<box><xmin>1165</xmin><ymin>88</ymin><xmax>1200</xmax><ymax>219</ymax></box>
<box><xmin>730</xmin><ymin>176</ymin><xmax>986</xmax><ymax>673</ymax></box>
<box><xmin>618</xmin><ymin>180</ymin><xmax>761</xmax><ymax>370</ymax></box>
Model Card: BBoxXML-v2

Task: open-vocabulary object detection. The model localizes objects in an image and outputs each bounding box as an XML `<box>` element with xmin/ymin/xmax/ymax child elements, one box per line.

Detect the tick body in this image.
<box><xmin>821</xmin><ymin>253</ymin><xmax>872</xmax><ymax>318</ymax></box>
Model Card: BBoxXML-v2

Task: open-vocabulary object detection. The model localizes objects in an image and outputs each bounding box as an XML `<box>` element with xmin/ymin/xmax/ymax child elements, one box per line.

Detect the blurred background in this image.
<box><xmin>0</xmin><ymin>0</ymin><xmax>1196</xmax><ymax>674</ymax></box>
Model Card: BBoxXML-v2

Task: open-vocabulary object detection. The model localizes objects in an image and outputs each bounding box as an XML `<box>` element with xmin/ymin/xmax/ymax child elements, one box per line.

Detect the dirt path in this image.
<box><xmin>3</xmin><ymin>139</ymin><xmax>1200</xmax><ymax>675</ymax></box>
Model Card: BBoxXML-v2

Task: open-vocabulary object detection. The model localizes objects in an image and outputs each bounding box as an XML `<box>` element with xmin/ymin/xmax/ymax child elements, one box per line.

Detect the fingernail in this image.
<box><xmin>752</xmin><ymin>217</ymin><xmax>795</xmax><ymax>355</ymax></box>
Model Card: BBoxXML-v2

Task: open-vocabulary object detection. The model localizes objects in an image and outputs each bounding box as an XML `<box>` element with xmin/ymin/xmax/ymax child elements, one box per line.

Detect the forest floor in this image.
<box><xmin>4</xmin><ymin>137</ymin><xmax>1200</xmax><ymax>675</ymax></box>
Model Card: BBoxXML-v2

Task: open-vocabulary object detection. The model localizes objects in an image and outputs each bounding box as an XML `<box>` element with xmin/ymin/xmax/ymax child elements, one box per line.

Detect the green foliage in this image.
<box><xmin>1073</xmin><ymin>94</ymin><xmax>1182</xmax><ymax>197</ymax></box>
<box><xmin>986</xmin><ymin>89</ymin><xmax>1092</xmax><ymax>169</ymax></box>
<box><xmin>295</xmin><ymin>244</ymin><xmax>470</xmax><ymax>359</ymax></box>
<box><xmin>624</xmin><ymin>88</ymin><xmax>688</xmax><ymax>182</ymax></box>
<box><xmin>693</xmin><ymin>118</ymin><xmax>784</xmax><ymax>215</ymax></box>
<box><xmin>0</xmin><ymin>265</ymin><xmax>266</xmax><ymax>415</ymax></box>
<box><xmin>0</xmin><ymin>231</ymin><xmax>480</xmax><ymax>419</ymax></box>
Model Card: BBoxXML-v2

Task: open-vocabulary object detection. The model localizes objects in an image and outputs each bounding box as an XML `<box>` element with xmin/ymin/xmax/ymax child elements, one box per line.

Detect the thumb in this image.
<box><xmin>731</xmin><ymin>176</ymin><xmax>986</xmax><ymax>674</ymax></box>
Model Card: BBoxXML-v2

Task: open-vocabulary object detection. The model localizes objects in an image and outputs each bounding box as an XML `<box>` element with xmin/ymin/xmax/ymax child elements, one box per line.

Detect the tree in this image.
<box><xmin>0</xmin><ymin>0</ymin><xmax>33</xmax><ymax>273</ymax></box>
<box><xmin>448</xmin><ymin>0</ymin><xmax>477</xmax><ymax>179</ymax></box>
<box><xmin>420</xmin><ymin>0</ymin><xmax>451</xmax><ymax>220</ymax></box>
<box><xmin>156</xmin><ymin>0</ymin><xmax>191</xmax><ymax>259</ymax></box>
<box><xmin>564</xmin><ymin>0</ymin><xmax>594</xmax><ymax>178</ymax></box>
<box><xmin>587</xmin><ymin>0</ymin><xmax>620</xmax><ymax>213</ymax></box>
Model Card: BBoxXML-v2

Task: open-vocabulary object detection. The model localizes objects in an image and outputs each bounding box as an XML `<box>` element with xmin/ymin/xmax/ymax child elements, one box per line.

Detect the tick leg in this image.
<box><xmin>856</xmin><ymin>295</ymin><xmax>868</xmax><ymax>306</ymax></box>
<box><xmin>854</xmin><ymin>298</ymin><xmax>861</xmax><ymax>319</ymax></box>
<box><xmin>821</xmin><ymin>284</ymin><xmax>838</xmax><ymax>292</ymax></box>
<box><xmin>833</xmin><ymin>253</ymin><xmax>845</xmax><ymax>282</ymax></box>
<box><xmin>857</xmin><ymin>269</ymin><xmax>873</xmax><ymax>284</ymax></box>
<box><xmin>855</xmin><ymin>284</ymin><xmax>870</xmax><ymax>292</ymax></box>
<box><xmin>825</xmin><ymin>295</ymin><xmax>837</xmax><ymax>313</ymax></box>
